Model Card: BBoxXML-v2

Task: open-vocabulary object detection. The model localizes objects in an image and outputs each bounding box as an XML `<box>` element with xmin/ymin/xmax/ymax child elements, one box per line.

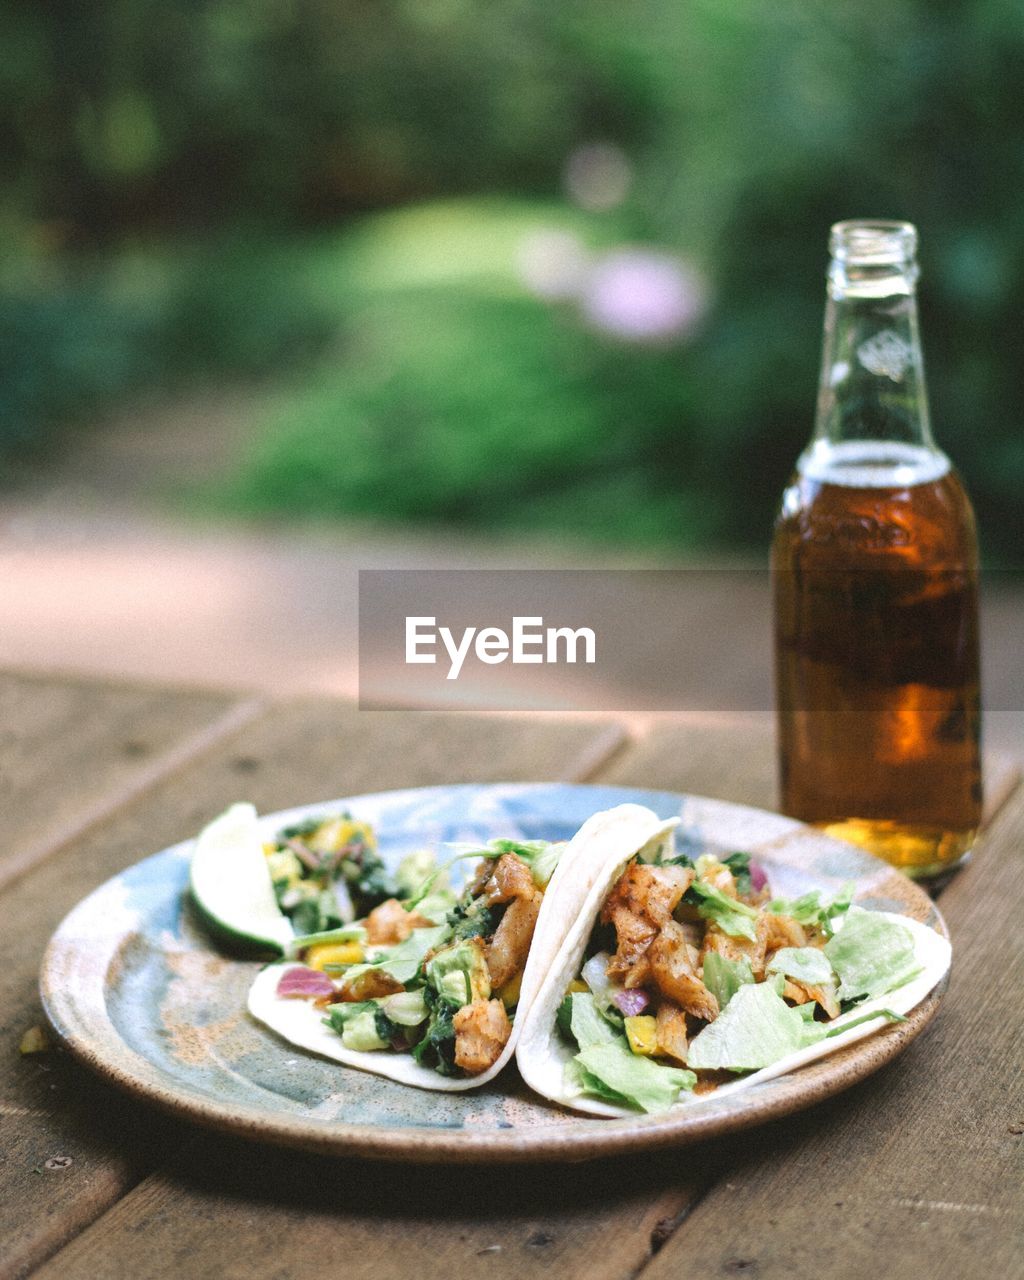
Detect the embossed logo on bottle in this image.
<box><xmin>804</xmin><ymin>510</ymin><xmax>911</xmax><ymax>548</ymax></box>
<box><xmin>857</xmin><ymin>329</ymin><xmax>913</xmax><ymax>381</ymax></box>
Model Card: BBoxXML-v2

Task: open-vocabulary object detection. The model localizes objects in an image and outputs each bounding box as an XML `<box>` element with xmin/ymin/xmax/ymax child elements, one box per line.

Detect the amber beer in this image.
<box><xmin>772</xmin><ymin>221</ymin><xmax>981</xmax><ymax>876</ymax></box>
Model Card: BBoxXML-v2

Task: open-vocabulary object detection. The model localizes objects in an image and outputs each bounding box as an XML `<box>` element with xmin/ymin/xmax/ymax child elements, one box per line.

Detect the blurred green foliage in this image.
<box><xmin>226</xmin><ymin>201</ymin><xmax>720</xmax><ymax>546</ymax></box>
<box><xmin>2</xmin><ymin>0</ymin><xmax>1023</xmax><ymax>553</ymax></box>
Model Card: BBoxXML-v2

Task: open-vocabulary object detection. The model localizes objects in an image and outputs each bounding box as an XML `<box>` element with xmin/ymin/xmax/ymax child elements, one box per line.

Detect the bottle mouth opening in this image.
<box><xmin>830</xmin><ymin>219</ymin><xmax>917</xmax><ymax>266</ymax></box>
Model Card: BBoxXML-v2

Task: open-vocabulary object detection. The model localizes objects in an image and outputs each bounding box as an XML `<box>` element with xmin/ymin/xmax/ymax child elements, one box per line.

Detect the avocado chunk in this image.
<box><xmin>425</xmin><ymin>938</ymin><xmax>491</xmax><ymax>1007</ymax></box>
<box><xmin>340</xmin><ymin>1008</ymin><xmax>389</xmax><ymax>1052</ymax></box>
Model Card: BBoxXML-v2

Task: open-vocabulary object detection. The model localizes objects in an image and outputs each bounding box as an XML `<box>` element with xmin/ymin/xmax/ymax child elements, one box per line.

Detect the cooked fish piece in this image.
<box><xmin>605</xmin><ymin>904</ymin><xmax>659</xmax><ymax>979</ymax></box>
<box><xmin>648</xmin><ymin>921</ymin><xmax>720</xmax><ymax>1021</ymax></box>
<box><xmin>364</xmin><ymin>898</ymin><xmax>431</xmax><ymax>945</ymax></box>
<box><xmin>603</xmin><ymin>862</ymin><xmax>693</xmax><ymax>979</ymax></box>
<box><xmin>699</xmin><ymin>861</ymin><xmax>738</xmax><ymax>898</ymax></box>
<box><xmin>336</xmin><ymin>966</ymin><xmax>404</xmax><ymax>1002</ymax></box>
<box><xmin>701</xmin><ymin>913</ymin><xmax>770</xmax><ymax>979</ymax></box>
<box><xmin>602</xmin><ymin>862</ymin><xmax>693</xmax><ymax>927</ymax></box>
<box><xmin>483</xmin><ymin>853</ymin><xmax>536</xmax><ymax>905</ymax></box>
<box><xmin>465</xmin><ymin>857</ymin><xmax>495</xmax><ymax>898</ymax></box>
<box><xmin>485</xmin><ymin>891</ymin><xmax>541</xmax><ymax>989</ymax></box>
<box><xmin>453</xmin><ymin>997</ymin><xmax>512</xmax><ymax>1074</ymax></box>
<box><xmin>786</xmin><ymin>978</ymin><xmax>841</xmax><ymax>1019</ymax></box>
<box><xmin>655</xmin><ymin>1002</ymin><xmax>690</xmax><ymax>1065</ymax></box>
<box><xmin>764</xmin><ymin>912</ymin><xmax>808</xmax><ymax>953</ymax></box>
<box><xmin>676</xmin><ymin>918</ymin><xmax>704</xmax><ymax>951</ymax></box>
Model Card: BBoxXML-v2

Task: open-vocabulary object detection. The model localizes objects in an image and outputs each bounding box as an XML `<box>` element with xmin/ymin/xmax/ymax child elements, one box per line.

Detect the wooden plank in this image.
<box><xmin>28</xmin><ymin>1143</ymin><xmax>702</xmax><ymax>1280</ymax></box>
<box><xmin>602</xmin><ymin>713</ymin><xmax>778</xmax><ymax>810</ymax></box>
<box><xmin>0</xmin><ymin>698</ymin><xmax>626</xmax><ymax>1279</ymax></box>
<box><xmin>0</xmin><ymin>671</ymin><xmax>243</xmax><ymax>888</ymax></box>
<box><xmin>626</xmin><ymin>786</ymin><xmax>1024</xmax><ymax>1280</ymax></box>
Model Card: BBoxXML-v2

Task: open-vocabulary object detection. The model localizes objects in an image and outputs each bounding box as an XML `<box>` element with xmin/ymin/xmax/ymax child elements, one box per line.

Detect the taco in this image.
<box><xmin>516</xmin><ymin>844</ymin><xmax>952</xmax><ymax>1115</ymax></box>
<box><xmin>190</xmin><ymin>802</ymin><xmax>403</xmax><ymax>953</ymax></box>
<box><xmin>247</xmin><ymin>803</ymin><xmax>679</xmax><ymax>1091</ymax></box>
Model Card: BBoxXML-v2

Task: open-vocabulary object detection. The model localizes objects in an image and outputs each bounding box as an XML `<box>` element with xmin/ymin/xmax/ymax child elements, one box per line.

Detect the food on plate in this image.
<box><xmin>245</xmin><ymin>804</ymin><xmax>678</xmax><ymax>1090</ymax></box>
<box><xmin>189</xmin><ymin>802</ymin><xmax>400</xmax><ymax>951</ymax></box>
<box><xmin>190</xmin><ymin>798</ymin><xmax>949</xmax><ymax>1106</ymax></box>
<box><xmin>516</xmin><ymin>847</ymin><xmax>951</xmax><ymax>1115</ymax></box>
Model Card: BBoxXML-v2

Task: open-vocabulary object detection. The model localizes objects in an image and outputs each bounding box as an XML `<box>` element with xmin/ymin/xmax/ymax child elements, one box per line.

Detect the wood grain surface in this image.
<box><xmin>3</xmin><ymin>675</ymin><xmax>1020</xmax><ymax>1280</ymax></box>
<box><xmin>0</xmin><ymin>671</ymin><xmax>244</xmax><ymax>889</ymax></box>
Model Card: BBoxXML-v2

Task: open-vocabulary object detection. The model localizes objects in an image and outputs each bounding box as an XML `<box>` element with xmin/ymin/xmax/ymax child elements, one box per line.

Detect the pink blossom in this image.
<box><xmin>581</xmin><ymin>249</ymin><xmax>707</xmax><ymax>342</ymax></box>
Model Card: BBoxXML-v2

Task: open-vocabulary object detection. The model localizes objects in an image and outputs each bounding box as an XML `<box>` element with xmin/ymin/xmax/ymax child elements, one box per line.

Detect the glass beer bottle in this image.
<box><xmin>772</xmin><ymin>220</ymin><xmax>981</xmax><ymax>877</ymax></box>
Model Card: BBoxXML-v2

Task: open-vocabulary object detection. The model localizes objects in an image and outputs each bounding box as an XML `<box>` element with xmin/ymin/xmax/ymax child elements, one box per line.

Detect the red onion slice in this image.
<box><xmin>613</xmin><ymin>988</ymin><xmax>650</xmax><ymax>1017</ymax></box>
<box><xmin>749</xmin><ymin>860</ymin><xmax>769</xmax><ymax>893</ymax></box>
<box><xmin>276</xmin><ymin>965</ymin><xmax>335</xmax><ymax>999</ymax></box>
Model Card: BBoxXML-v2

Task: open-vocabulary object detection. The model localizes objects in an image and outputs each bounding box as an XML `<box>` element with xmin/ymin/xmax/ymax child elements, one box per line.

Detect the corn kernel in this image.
<box><xmin>567</xmin><ymin>979</ymin><xmax>589</xmax><ymax>994</ymax></box>
<box><xmin>305</xmin><ymin>942</ymin><xmax>364</xmax><ymax>970</ymax></box>
<box><xmin>308</xmin><ymin>818</ymin><xmax>376</xmax><ymax>855</ymax></box>
<box><xmin>19</xmin><ymin>1025</ymin><xmax>49</xmax><ymax>1055</ymax></box>
<box><xmin>624</xmin><ymin>1015</ymin><xmax>658</xmax><ymax>1056</ymax></box>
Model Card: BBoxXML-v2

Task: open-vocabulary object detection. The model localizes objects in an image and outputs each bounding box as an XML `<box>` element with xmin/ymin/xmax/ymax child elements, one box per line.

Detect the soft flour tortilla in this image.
<box><xmin>248</xmin><ymin>803</ymin><xmax>679</xmax><ymax>1091</ymax></box>
<box><xmin>516</xmin><ymin>850</ymin><xmax>953</xmax><ymax>1117</ymax></box>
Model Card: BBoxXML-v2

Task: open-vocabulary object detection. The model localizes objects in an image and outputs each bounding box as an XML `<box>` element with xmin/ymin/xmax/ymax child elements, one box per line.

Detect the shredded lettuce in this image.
<box><xmin>405</xmin><ymin>849</ymin><xmax>488</xmax><ymax>908</ymax></box>
<box><xmin>687</xmin><ymin>958</ymin><xmax>914</xmax><ymax>1074</ymax></box>
<box><xmin>567</xmin><ymin>992</ymin><xmax>619</xmax><ymax>1049</ymax></box>
<box><xmin>571</xmin><ymin>1040</ymin><xmax>696</xmax><ymax>1113</ymax></box>
<box><xmin>767</xmin><ymin>884</ymin><xmax>854</xmax><ymax>935</ymax></box>
<box><xmin>395</xmin><ymin>848</ymin><xmax>445</xmax><ymax>899</ymax></box>
<box><xmin>378</xmin><ymin>989</ymin><xmax>430</xmax><ymax>1026</ymax></box>
<box><xmin>824</xmin><ymin>907</ymin><xmax>923</xmax><ymax>1001</ymax></box>
<box><xmin>564</xmin><ymin>1056</ymin><xmax>623</xmax><ymax>1103</ymax></box>
<box><xmin>766</xmin><ymin>947</ymin><xmax>835</xmax><ymax>987</ymax></box>
<box><xmin>414</xmin><ymin>891</ymin><xmax>458</xmax><ymax>924</ymax></box>
<box><xmin>361</xmin><ymin>923</ymin><xmax>450</xmax><ymax>985</ymax></box>
<box><xmin>486</xmin><ymin>838</ymin><xmax>561</xmax><ymax>887</ymax></box>
<box><xmin>440</xmin><ymin>837</ymin><xmax>559</xmax><ymax>887</ymax></box>
<box><xmin>702</xmin><ymin>951</ymin><xmax>755</xmax><ymax>1010</ymax></box>
<box><xmin>528</xmin><ymin>841</ymin><xmax>563</xmax><ymax>888</ymax></box>
<box><xmin>687</xmin><ymin>881</ymin><xmax>759</xmax><ymax>941</ymax></box>
<box><xmin>687</xmin><ymin>981</ymin><xmax>820</xmax><ymax>1070</ymax></box>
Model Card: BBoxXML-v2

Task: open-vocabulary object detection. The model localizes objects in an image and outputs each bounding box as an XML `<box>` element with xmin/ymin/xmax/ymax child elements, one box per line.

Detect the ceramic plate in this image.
<box><xmin>40</xmin><ymin>783</ymin><xmax>948</xmax><ymax>1163</ymax></box>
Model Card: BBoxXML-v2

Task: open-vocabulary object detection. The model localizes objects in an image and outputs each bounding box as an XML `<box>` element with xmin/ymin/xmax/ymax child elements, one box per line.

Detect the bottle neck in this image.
<box><xmin>808</xmin><ymin>256</ymin><xmax>941</xmax><ymax>473</ymax></box>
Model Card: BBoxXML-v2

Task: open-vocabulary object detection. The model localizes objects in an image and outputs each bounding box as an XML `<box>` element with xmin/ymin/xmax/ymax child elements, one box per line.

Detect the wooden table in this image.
<box><xmin>2</xmin><ymin>670</ymin><xmax>1021</xmax><ymax>1280</ymax></box>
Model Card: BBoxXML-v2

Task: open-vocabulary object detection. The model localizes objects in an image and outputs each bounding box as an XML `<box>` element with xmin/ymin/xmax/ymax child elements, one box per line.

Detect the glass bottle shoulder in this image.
<box><xmin>772</xmin><ymin>440</ymin><xmax>977</xmax><ymax>570</ymax></box>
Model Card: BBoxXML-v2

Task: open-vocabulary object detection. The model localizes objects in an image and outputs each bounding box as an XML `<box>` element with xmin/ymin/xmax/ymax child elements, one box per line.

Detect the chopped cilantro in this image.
<box><xmin>556</xmin><ymin>995</ymin><xmax>575</xmax><ymax>1045</ymax></box>
<box><xmin>373</xmin><ymin>1007</ymin><xmax>403</xmax><ymax>1045</ymax></box>
<box><xmin>721</xmin><ymin>851</ymin><xmax>753</xmax><ymax>895</ymax></box>
<box><xmin>411</xmin><ymin>987</ymin><xmax>459</xmax><ymax>1076</ymax></box>
<box><xmin>446</xmin><ymin>895</ymin><xmax>500</xmax><ymax>943</ymax></box>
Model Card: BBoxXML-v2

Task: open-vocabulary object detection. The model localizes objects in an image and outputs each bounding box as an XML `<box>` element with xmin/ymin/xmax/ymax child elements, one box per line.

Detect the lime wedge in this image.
<box><xmin>189</xmin><ymin>802</ymin><xmax>294</xmax><ymax>952</ymax></box>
